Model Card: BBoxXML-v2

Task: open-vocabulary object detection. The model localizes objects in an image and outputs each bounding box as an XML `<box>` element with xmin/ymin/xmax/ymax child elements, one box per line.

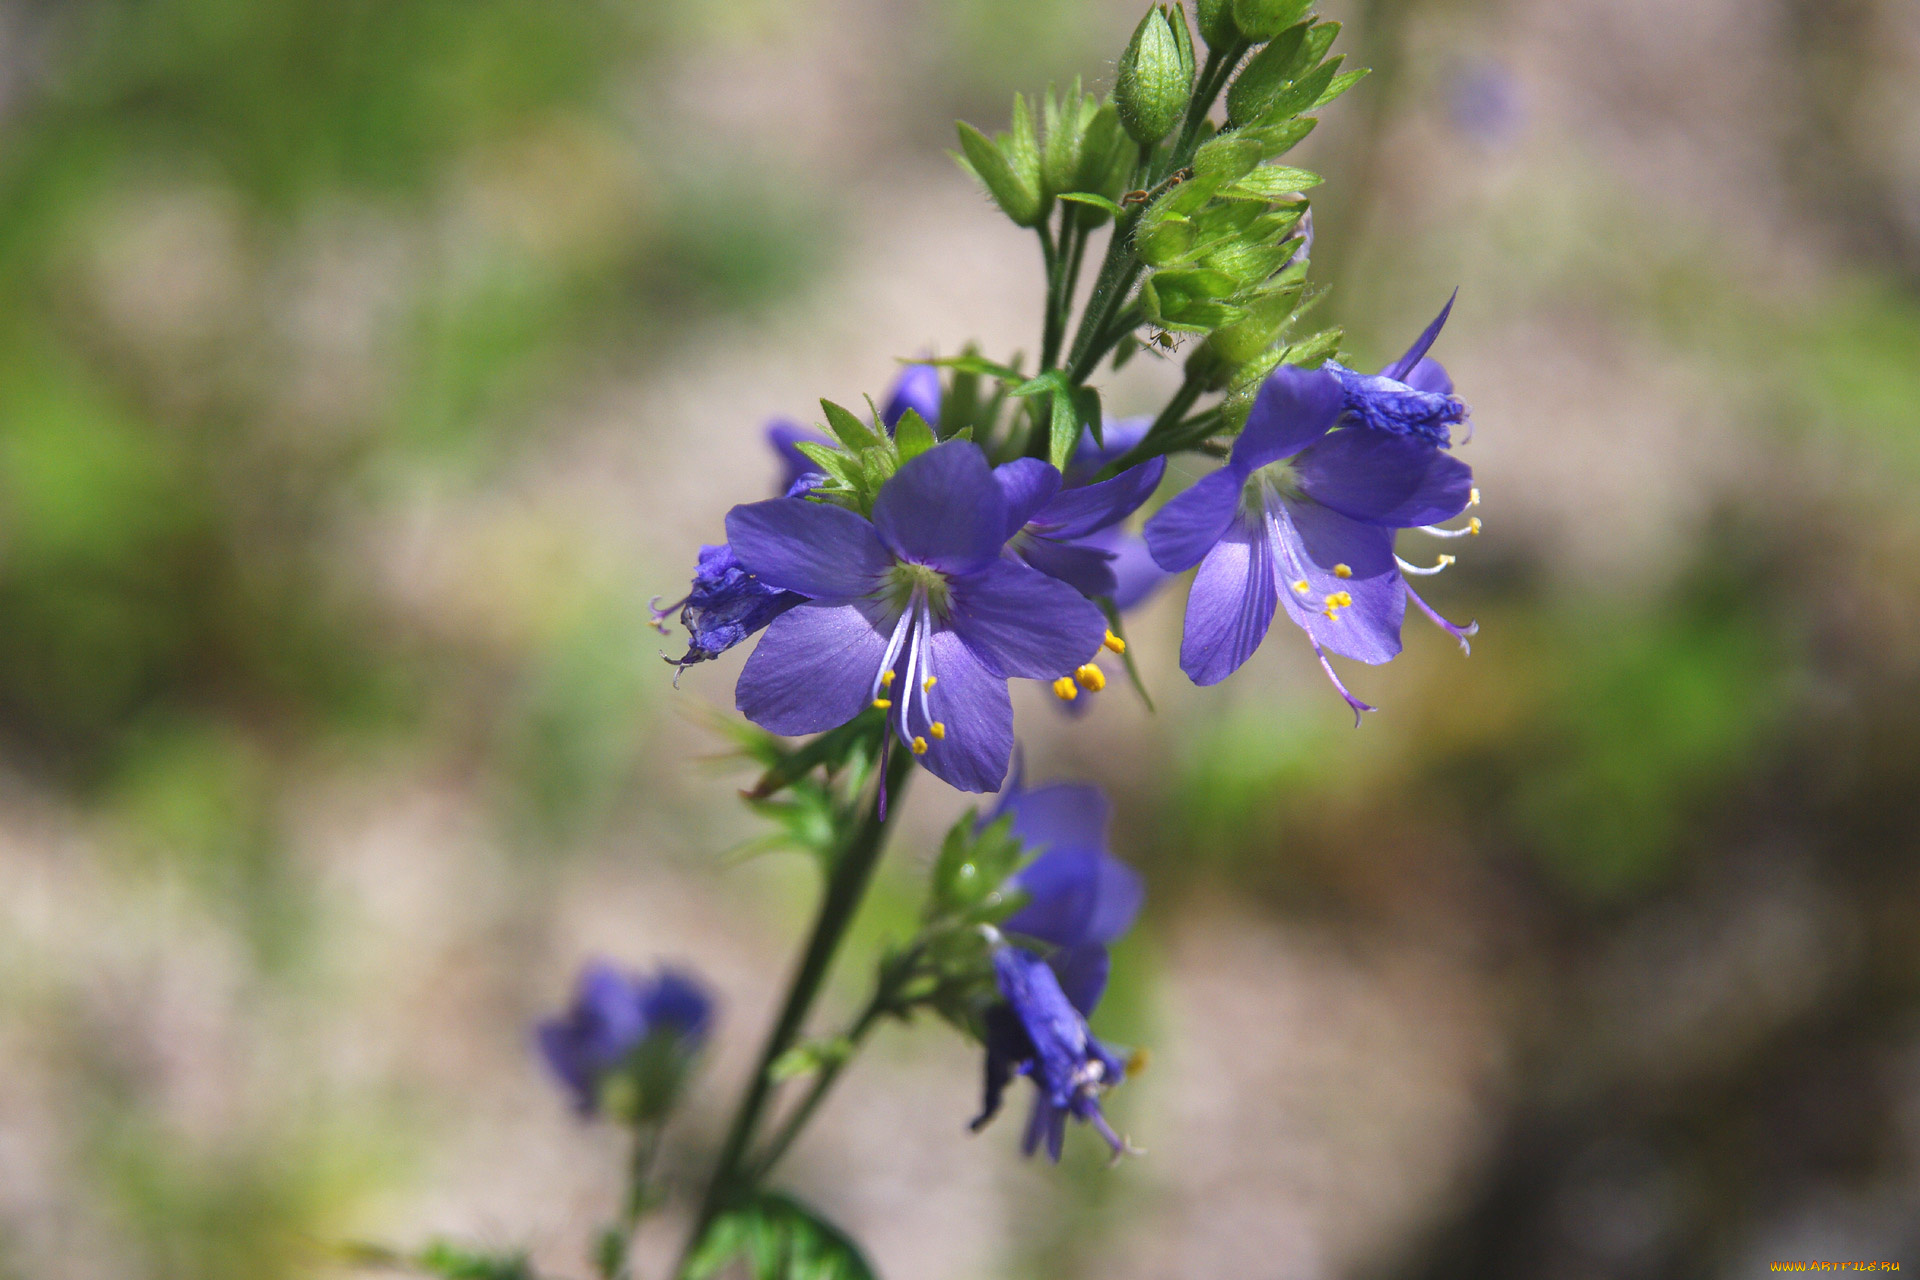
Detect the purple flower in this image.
<box><xmin>972</xmin><ymin>946</ymin><xmax>1130</xmax><ymax>1161</ymax></box>
<box><xmin>994</xmin><ymin>450</ymin><xmax>1166</xmax><ymax>600</ymax></box>
<box><xmin>726</xmin><ymin>441</ymin><xmax>1105</xmax><ymax>793</ymax></box>
<box><xmin>1143</xmin><ymin>300</ymin><xmax>1478</xmax><ymax>715</ymax></box>
<box><xmin>1323</xmin><ymin>293</ymin><xmax>1469</xmax><ymax>447</ymax></box>
<box><xmin>882</xmin><ymin>363</ymin><xmax>942</xmax><ymax>430</ymax></box>
<box><xmin>989</xmin><ymin>776</ymin><xmax>1144</xmax><ymax>950</ymax></box>
<box><xmin>651</xmin><ymin>543</ymin><xmax>803</xmax><ymax>673</ymax></box>
<box><xmin>537</xmin><ymin>963</ymin><xmax>714</xmax><ymax>1119</ymax></box>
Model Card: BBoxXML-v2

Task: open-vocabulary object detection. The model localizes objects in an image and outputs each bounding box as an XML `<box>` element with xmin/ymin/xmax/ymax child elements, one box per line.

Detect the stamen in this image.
<box><xmin>1312</xmin><ymin>640</ymin><xmax>1375</xmax><ymax>726</ymax></box>
<box><xmin>929</xmin><ymin>722</ymin><xmax>946</xmax><ymax>740</ymax></box>
<box><xmin>872</xmin><ymin>698</ymin><xmax>892</xmax><ymax>709</ymax></box>
<box><xmin>1406</xmin><ymin>582</ymin><xmax>1478</xmax><ymax>655</ymax></box>
<box><xmin>1075</xmin><ymin>664</ymin><xmax>1106</xmax><ymax>692</ymax></box>
<box><xmin>1322</xmin><ymin>590</ymin><xmax>1353</xmax><ymax>620</ymax></box>
<box><xmin>1333</xmin><ymin>563</ymin><xmax>1352</xmax><ymax>579</ymax></box>
<box><xmin>1103</xmin><ymin>629</ymin><xmax>1126</xmax><ymax>655</ymax></box>
<box><xmin>1469</xmin><ymin>487</ymin><xmax>1481</xmax><ymax>507</ymax></box>
<box><xmin>869</xmin><ymin>604</ymin><xmax>918</xmax><ymax>703</ymax></box>
<box><xmin>1292</xmin><ymin>579</ymin><xmax>1310</xmax><ymax>594</ymax></box>
<box><xmin>1395</xmin><ymin>554</ymin><xmax>1455</xmax><ymax>576</ymax></box>
<box><xmin>1052</xmin><ymin>676</ymin><xmax>1079</xmax><ymax>701</ymax></box>
<box><xmin>922</xmin><ymin>676</ymin><xmax>936</xmax><ymax>690</ymax></box>
<box><xmin>911</xmin><ymin>736</ymin><xmax>928</xmax><ymax>755</ymax></box>
<box><xmin>880</xmin><ymin>670</ymin><xmax>895</xmax><ymax>687</ymax></box>
<box><xmin>1418</xmin><ymin>516</ymin><xmax>1480</xmax><ymax>539</ymax></box>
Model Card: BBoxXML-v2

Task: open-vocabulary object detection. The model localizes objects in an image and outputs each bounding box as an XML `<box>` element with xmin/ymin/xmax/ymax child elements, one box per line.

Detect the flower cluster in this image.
<box><xmin>538</xmin><ymin>963</ymin><xmax>713</xmax><ymax>1123</ymax></box>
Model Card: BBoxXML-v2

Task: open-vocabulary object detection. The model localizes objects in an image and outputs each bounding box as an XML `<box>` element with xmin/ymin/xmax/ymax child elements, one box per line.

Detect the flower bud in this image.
<box><xmin>1115</xmin><ymin>6</ymin><xmax>1194</xmax><ymax>146</ymax></box>
<box><xmin>1196</xmin><ymin>0</ymin><xmax>1242</xmax><ymax>49</ymax></box>
<box><xmin>956</xmin><ymin>120</ymin><xmax>1046</xmax><ymax>227</ymax></box>
<box><xmin>1231</xmin><ymin>0</ymin><xmax>1313</xmax><ymax>42</ymax></box>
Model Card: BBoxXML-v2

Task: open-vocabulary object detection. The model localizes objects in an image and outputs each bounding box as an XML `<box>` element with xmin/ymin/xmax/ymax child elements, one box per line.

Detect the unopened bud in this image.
<box><xmin>1115</xmin><ymin>7</ymin><xmax>1193</xmax><ymax>146</ymax></box>
<box><xmin>1232</xmin><ymin>0</ymin><xmax>1313</xmax><ymax>42</ymax></box>
<box><xmin>1196</xmin><ymin>0</ymin><xmax>1242</xmax><ymax>49</ymax></box>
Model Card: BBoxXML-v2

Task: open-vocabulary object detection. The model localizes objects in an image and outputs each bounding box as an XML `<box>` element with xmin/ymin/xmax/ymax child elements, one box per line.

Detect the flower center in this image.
<box><xmin>883</xmin><ymin>560</ymin><xmax>953</xmax><ymax>617</ymax></box>
<box><xmin>868</xmin><ymin>580</ymin><xmax>951</xmax><ymax>757</ymax></box>
<box><xmin>1245</xmin><ymin>462</ymin><xmax>1305</xmax><ymax>518</ymax></box>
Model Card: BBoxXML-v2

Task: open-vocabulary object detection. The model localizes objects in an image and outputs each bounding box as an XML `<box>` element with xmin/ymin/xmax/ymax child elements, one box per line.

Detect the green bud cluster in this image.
<box><xmin>956</xmin><ymin>78</ymin><xmax>1132</xmax><ymax>230</ymax></box>
<box><xmin>794</xmin><ymin>396</ymin><xmax>951</xmax><ymax>515</ymax></box>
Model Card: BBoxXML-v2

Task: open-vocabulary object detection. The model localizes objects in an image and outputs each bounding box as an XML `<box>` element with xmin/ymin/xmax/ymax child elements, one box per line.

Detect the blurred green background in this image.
<box><xmin>0</xmin><ymin>0</ymin><xmax>1917</xmax><ymax>1277</ymax></box>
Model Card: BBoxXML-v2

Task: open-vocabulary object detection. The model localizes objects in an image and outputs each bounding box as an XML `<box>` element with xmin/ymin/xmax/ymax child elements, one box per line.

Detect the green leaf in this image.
<box><xmin>1258</xmin><ymin>56</ymin><xmax>1343</xmax><ymax>125</ymax></box>
<box><xmin>1048</xmin><ymin>383</ymin><xmax>1079</xmax><ymax>472</ymax></box>
<box><xmin>894</xmin><ymin>408</ymin><xmax>937</xmax><ymax>461</ymax></box>
<box><xmin>1227</xmin><ymin>165</ymin><xmax>1323</xmax><ymax>199</ymax></box>
<box><xmin>1072</xmin><ymin>384</ymin><xmax>1104</xmax><ymax>450</ymax></box>
<box><xmin>820</xmin><ymin>399</ymin><xmax>882</xmax><ymax>452</ymax></box>
<box><xmin>1313</xmin><ymin>67</ymin><xmax>1369</xmax><ymax>109</ymax></box>
<box><xmin>685</xmin><ymin>1192</ymin><xmax>877</xmax><ymax>1280</ymax></box>
<box><xmin>745</xmin><ymin>710</ymin><xmax>885</xmax><ymax>800</ymax></box>
<box><xmin>1232</xmin><ymin>0</ymin><xmax>1313</xmax><ymax>41</ymax></box>
<box><xmin>1007</xmin><ymin>92</ymin><xmax>1049</xmax><ymax>207</ymax></box>
<box><xmin>1059</xmin><ymin>190</ymin><xmax>1125</xmax><ymax>217</ymax></box>
<box><xmin>928</xmin><ymin>352</ymin><xmax>1024</xmax><ymax>382</ymax></box>
<box><xmin>954</xmin><ymin>121</ymin><xmax>1042</xmax><ymax>227</ymax></box>
<box><xmin>794</xmin><ymin>441</ymin><xmax>856</xmax><ymax>489</ymax></box>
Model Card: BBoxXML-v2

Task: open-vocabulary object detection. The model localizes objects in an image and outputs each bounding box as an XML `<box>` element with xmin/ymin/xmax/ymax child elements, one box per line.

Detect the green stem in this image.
<box><xmin>677</xmin><ymin>747</ymin><xmax>914</xmax><ymax>1277</ymax></box>
<box><xmin>1038</xmin><ymin>219</ymin><xmax>1064</xmax><ymax>372</ymax></box>
<box><xmin>602</xmin><ymin>1125</ymin><xmax>664</xmax><ymax>1280</ymax></box>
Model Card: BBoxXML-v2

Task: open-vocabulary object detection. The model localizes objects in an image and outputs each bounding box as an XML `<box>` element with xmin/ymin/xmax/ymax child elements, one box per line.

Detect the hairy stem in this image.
<box><xmin>677</xmin><ymin>747</ymin><xmax>914</xmax><ymax>1276</ymax></box>
<box><xmin>1038</xmin><ymin>219</ymin><xmax>1064</xmax><ymax>372</ymax></box>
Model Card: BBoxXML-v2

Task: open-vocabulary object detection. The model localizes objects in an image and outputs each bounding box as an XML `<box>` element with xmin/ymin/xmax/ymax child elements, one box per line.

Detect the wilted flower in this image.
<box><xmin>652</xmin><ymin>543</ymin><xmax>802</xmax><ymax>673</ymax></box>
<box><xmin>1144</xmin><ymin>301</ymin><xmax>1477</xmax><ymax>714</ymax></box>
<box><xmin>727</xmin><ymin>441</ymin><xmax>1104</xmax><ymax>792</ymax></box>
<box><xmin>537</xmin><ymin>963</ymin><xmax>713</xmax><ymax>1121</ymax></box>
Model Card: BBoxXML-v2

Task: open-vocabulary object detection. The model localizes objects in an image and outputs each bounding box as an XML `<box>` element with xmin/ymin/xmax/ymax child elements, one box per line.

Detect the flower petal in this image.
<box><xmin>1143</xmin><ymin>467</ymin><xmax>1244</xmax><ymax>572</ymax></box>
<box><xmin>1231</xmin><ymin>364</ymin><xmax>1344</xmax><ymax>471</ymax></box>
<box><xmin>1179</xmin><ymin>519</ymin><xmax>1279</xmax><ymax>686</ymax></box>
<box><xmin>1067</xmin><ymin>416</ymin><xmax>1152</xmax><ymax>485</ymax></box>
<box><xmin>1379</xmin><ymin>289</ymin><xmax>1456</xmax><ymax>382</ymax></box>
<box><xmin>1270</xmin><ymin>499</ymin><xmax>1405</xmax><ymax>664</ymax></box>
<box><xmin>726</xmin><ymin>497</ymin><xmax>889</xmax><ymax>599</ymax></box>
<box><xmin>765</xmin><ymin>420</ymin><xmax>830</xmax><ymax>495</ymax></box>
<box><xmin>1018</xmin><ymin>535</ymin><xmax>1118</xmax><ymax>598</ymax></box>
<box><xmin>948</xmin><ymin>558</ymin><xmax>1104</xmax><ymax>680</ymax></box>
<box><xmin>995</xmin><ymin>458</ymin><xmax>1063</xmax><ymax>538</ymax></box>
<box><xmin>1291</xmin><ymin>428</ymin><xmax>1473</xmax><ymax>527</ymax></box>
<box><xmin>1006</xmin><ymin>848</ymin><xmax>1144</xmax><ymax>949</ymax></box>
<box><xmin>872</xmin><ymin>440</ymin><xmax>1008</xmax><ymax>575</ymax></box>
<box><xmin>997</xmin><ymin>781</ymin><xmax>1111</xmax><ymax>852</ymax></box>
<box><xmin>883</xmin><ymin>363</ymin><xmax>942</xmax><ymax>429</ymax></box>
<box><xmin>1031</xmin><ymin>456</ymin><xmax>1167</xmax><ymax>540</ymax></box>
<box><xmin>735</xmin><ymin>600</ymin><xmax>888</xmax><ymax>736</ymax></box>
<box><xmin>1047</xmin><ymin>943</ymin><xmax>1113</xmax><ymax>1018</ymax></box>
<box><xmin>1401</xmin><ymin>356</ymin><xmax>1453</xmax><ymax>396</ymax></box>
<box><xmin>918</xmin><ymin>626</ymin><xmax>1015</xmax><ymax>792</ymax></box>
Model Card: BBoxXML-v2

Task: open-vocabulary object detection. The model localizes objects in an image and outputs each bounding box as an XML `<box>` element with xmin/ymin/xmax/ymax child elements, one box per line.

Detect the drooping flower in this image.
<box><xmin>1062</xmin><ymin>417</ymin><xmax>1170</xmax><ymax>613</ymax></box>
<box><xmin>537</xmin><ymin>963</ymin><xmax>713</xmax><ymax>1120</ymax></box>
<box><xmin>1143</xmin><ymin>301</ymin><xmax>1477</xmax><ymax>715</ymax></box>
<box><xmin>727</xmin><ymin>441</ymin><xmax>1105</xmax><ymax>792</ymax></box>
<box><xmin>968</xmin><ymin>777</ymin><xmax>1142</xmax><ymax>1161</ymax></box>
<box><xmin>973</xmin><ymin>945</ymin><xmax>1131</xmax><ymax>1161</ymax></box>
<box><xmin>882</xmin><ymin>363</ymin><xmax>942</xmax><ymax>429</ymax></box>
<box><xmin>651</xmin><ymin>543</ymin><xmax>803</xmax><ymax>673</ymax></box>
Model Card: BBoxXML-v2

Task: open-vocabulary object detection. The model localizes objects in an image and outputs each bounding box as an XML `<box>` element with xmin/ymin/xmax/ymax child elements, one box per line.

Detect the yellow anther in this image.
<box><xmin>911</xmin><ymin>736</ymin><xmax>928</xmax><ymax>755</ymax></box>
<box><xmin>1051</xmin><ymin>676</ymin><xmax>1080</xmax><ymax>702</ymax></box>
<box><xmin>1469</xmin><ymin>487</ymin><xmax>1481</xmax><ymax>507</ymax></box>
<box><xmin>880</xmin><ymin>670</ymin><xmax>895</xmax><ymax>687</ymax></box>
<box><xmin>922</xmin><ymin>676</ymin><xmax>937</xmax><ymax>691</ymax></box>
<box><xmin>1468</xmin><ymin>517</ymin><xmax>1482</xmax><ymax>536</ymax></box>
<box><xmin>929</xmin><ymin>721</ymin><xmax>946</xmax><ymax>740</ymax></box>
<box><xmin>1074</xmin><ymin>664</ymin><xmax>1106</xmax><ymax>692</ymax></box>
<box><xmin>1125</xmin><ymin>1047</ymin><xmax>1151</xmax><ymax>1078</ymax></box>
<box><xmin>1292</xmin><ymin>579</ymin><xmax>1310</xmax><ymax>594</ymax></box>
<box><xmin>872</xmin><ymin>697</ymin><xmax>892</xmax><ymax>710</ymax></box>
<box><xmin>1323</xmin><ymin>590</ymin><xmax>1353</xmax><ymax>620</ymax></box>
<box><xmin>1438</xmin><ymin>554</ymin><xmax>1456</xmax><ymax>567</ymax></box>
<box><xmin>1103</xmin><ymin>629</ymin><xmax>1126</xmax><ymax>655</ymax></box>
<box><xmin>1333</xmin><ymin>563</ymin><xmax>1352</xmax><ymax>579</ymax></box>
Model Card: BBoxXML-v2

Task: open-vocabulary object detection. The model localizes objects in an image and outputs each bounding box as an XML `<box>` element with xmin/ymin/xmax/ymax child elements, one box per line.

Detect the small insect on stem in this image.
<box><xmin>1121</xmin><ymin>166</ymin><xmax>1196</xmax><ymax>207</ymax></box>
